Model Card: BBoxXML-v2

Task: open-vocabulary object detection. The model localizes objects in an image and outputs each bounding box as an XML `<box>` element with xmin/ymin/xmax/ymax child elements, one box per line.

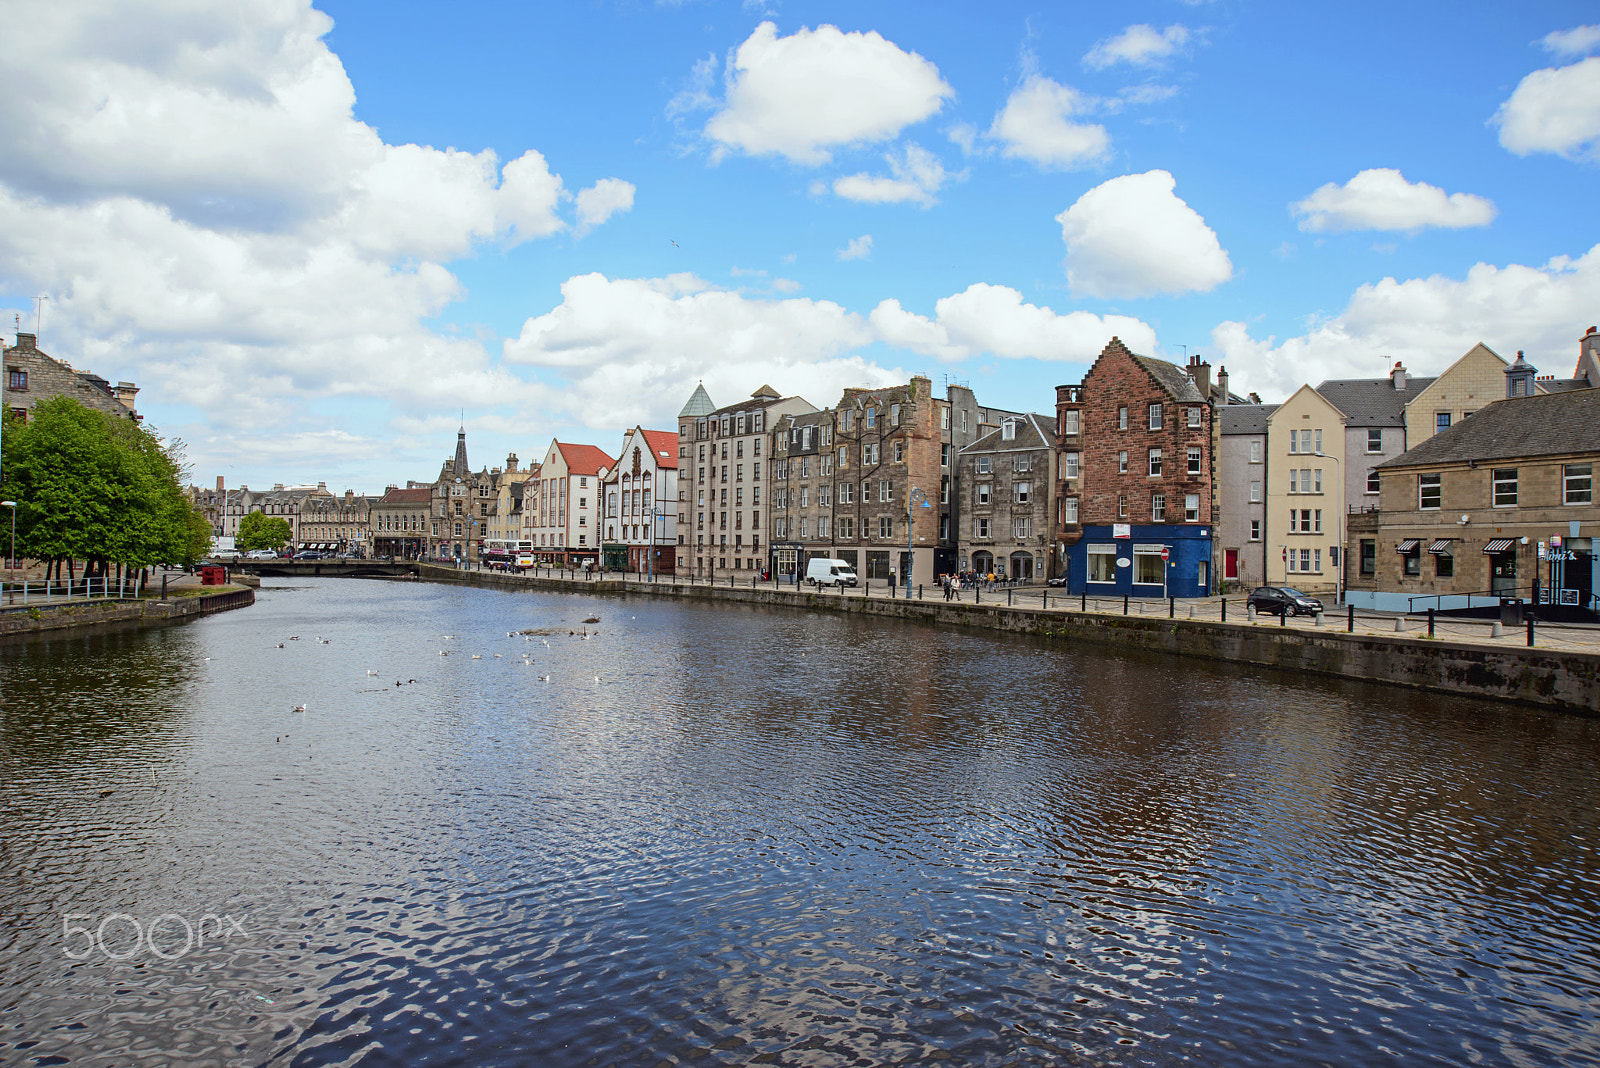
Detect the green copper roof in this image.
<box><xmin>677</xmin><ymin>382</ymin><xmax>716</xmax><ymax>418</ymax></box>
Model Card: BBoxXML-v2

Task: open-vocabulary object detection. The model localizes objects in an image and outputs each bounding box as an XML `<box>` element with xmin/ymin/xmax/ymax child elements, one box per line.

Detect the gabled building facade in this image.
<box><xmin>527</xmin><ymin>439</ymin><xmax>613</xmax><ymax>568</ymax></box>
<box><xmin>4</xmin><ymin>332</ymin><xmax>139</xmax><ymax>424</ymax></box>
<box><xmin>600</xmin><ymin>426</ymin><xmax>679</xmax><ymax>574</ymax></box>
<box><xmin>1054</xmin><ymin>340</ymin><xmax>1217</xmax><ymax>597</ymax></box>
<box><xmin>428</xmin><ymin>428</ymin><xmax>495</xmax><ymax>564</ymax></box>
<box><xmin>956</xmin><ymin>414</ymin><xmax>1055</xmax><ymax>581</ymax></box>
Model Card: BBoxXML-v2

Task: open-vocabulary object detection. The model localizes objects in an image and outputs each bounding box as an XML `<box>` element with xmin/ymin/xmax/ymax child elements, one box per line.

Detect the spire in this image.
<box><xmin>678</xmin><ymin>381</ymin><xmax>716</xmax><ymax>419</ymax></box>
<box><xmin>452</xmin><ymin>426</ymin><xmax>469</xmax><ymax>477</ymax></box>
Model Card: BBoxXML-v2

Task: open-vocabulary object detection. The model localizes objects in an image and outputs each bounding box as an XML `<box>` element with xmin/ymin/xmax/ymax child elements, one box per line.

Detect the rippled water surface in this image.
<box><xmin>3</xmin><ymin>578</ymin><xmax>1599</xmax><ymax>1067</ymax></box>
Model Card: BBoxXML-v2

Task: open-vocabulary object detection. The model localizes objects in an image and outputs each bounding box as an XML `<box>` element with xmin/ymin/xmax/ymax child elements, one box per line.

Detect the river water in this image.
<box><xmin>2</xmin><ymin>578</ymin><xmax>1598</xmax><ymax>1067</ymax></box>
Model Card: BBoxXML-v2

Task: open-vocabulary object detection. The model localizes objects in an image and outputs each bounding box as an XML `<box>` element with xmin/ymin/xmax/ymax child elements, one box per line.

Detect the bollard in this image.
<box><xmin>1314</xmin><ymin>612</ymin><xmax>1324</xmax><ymax>627</ymax></box>
<box><xmin>1043</xmin><ymin>592</ymin><xmax>1048</xmax><ymax>611</ymax></box>
<box><xmin>1187</xmin><ymin>604</ymin><xmax>1195</xmax><ymax>619</ymax></box>
<box><xmin>1395</xmin><ymin>617</ymin><xmax>1407</xmax><ymax>633</ymax></box>
<box><xmin>1280</xmin><ymin>606</ymin><xmax>1288</xmax><ymax>626</ymax></box>
<box><xmin>1348</xmin><ymin>604</ymin><xmax>1355</xmax><ymax>633</ymax></box>
<box><xmin>161</xmin><ymin>574</ymin><xmax>168</xmax><ymax>599</ymax></box>
<box><xmin>918</xmin><ymin>584</ymin><xmax>924</xmax><ymax>600</ymax></box>
<box><xmin>1081</xmin><ymin>591</ymin><xmax>1087</xmax><ymax>612</ymax></box>
<box><xmin>1222</xmin><ymin>598</ymin><xmax>1228</xmax><ymax>623</ymax></box>
<box><xmin>1527</xmin><ymin>617</ymin><xmax>1535</xmax><ymax>647</ymax></box>
<box><xmin>1169</xmin><ymin>595</ymin><xmax>1175</xmax><ymax>619</ymax></box>
<box><xmin>1123</xmin><ymin>595</ymin><xmax>1129</xmax><ymax>616</ymax></box>
<box><xmin>890</xmin><ymin>580</ymin><xmax>896</xmax><ymax>599</ymax></box>
<box><xmin>1491</xmin><ymin>621</ymin><xmax>1504</xmax><ymax>638</ymax></box>
<box><xmin>1428</xmin><ymin>608</ymin><xmax>1435</xmax><ymax>638</ymax></box>
<box><xmin>1008</xmin><ymin>588</ymin><xmax>1013</xmax><ymax>607</ymax></box>
<box><xmin>975</xmin><ymin>586</ymin><xmax>980</xmax><ymax>605</ymax></box>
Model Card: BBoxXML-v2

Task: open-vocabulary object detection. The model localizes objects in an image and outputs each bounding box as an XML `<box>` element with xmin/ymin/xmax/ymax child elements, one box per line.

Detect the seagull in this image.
<box><xmin>367</xmin><ymin>670</ymin><xmax>378</xmax><ymax>676</ymax></box>
<box><xmin>540</xmin><ymin>674</ymin><xmax>551</xmax><ymax>682</ymax></box>
<box><xmin>592</xmin><ymin>674</ymin><xmax>600</xmax><ymax>683</ymax></box>
<box><xmin>471</xmin><ymin>654</ymin><xmax>483</xmax><ymax>660</ymax></box>
<box><xmin>670</xmin><ymin>239</ymin><xmax>679</xmax><ymax>247</ymax></box>
<box><xmin>277</xmin><ymin>643</ymin><xmax>284</xmax><ymax>649</ymax></box>
<box><xmin>493</xmin><ymin>653</ymin><xmax>503</xmax><ymax>658</ymax></box>
<box><xmin>292</xmin><ymin>704</ymin><xmax>306</xmax><ymax>713</ymax></box>
<box><xmin>439</xmin><ymin>650</ymin><xmax>449</xmax><ymax>656</ymax></box>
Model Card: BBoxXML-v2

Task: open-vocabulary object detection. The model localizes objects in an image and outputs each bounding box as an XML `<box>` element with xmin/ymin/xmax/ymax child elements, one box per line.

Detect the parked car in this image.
<box><xmin>244</xmin><ymin>549</ymin><xmax>279</xmax><ymax>561</ymax></box>
<box><xmin>211</xmin><ymin>548</ymin><xmax>241</xmax><ymax>562</ymax></box>
<box><xmin>1247</xmin><ymin>586</ymin><xmax>1324</xmax><ymax>616</ymax></box>
<box><xmin>293</xmin><ymin>549</ymin><xmax>330</xmax><ymax>560</ymax></box>
<box><xmin>805</xmin><ymin>557</ymin><xmax>859</xmax><ymax>587</ymax></box>
<box><xmin>1046</xmin><ymin>575</ymin><xmax>1070</xmax><ymax>588</ymax></box>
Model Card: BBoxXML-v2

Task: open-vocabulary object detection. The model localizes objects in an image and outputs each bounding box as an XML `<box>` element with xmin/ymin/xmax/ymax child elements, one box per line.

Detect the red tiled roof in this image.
<box><xmin>556</xmin><ymin>442</ymin><xmax>615</xmax><ymax>475</ymax></box>
<box><xmin>640</xmin><ymin>429</ymin><xmax>679</xmax><ymax>468</ymax></box>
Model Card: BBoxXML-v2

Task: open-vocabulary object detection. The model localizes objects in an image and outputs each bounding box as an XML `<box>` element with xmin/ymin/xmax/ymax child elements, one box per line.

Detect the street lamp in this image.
<box><xmin>1314</xmin><ymin>450</ymin><xmax>1343</xmax><ymax>606</ymax></box>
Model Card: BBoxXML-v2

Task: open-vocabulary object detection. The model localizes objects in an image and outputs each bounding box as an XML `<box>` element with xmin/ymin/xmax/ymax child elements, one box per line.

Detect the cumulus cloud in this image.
<box><xmin>1211</xmin><ymin>244</ymin><xmax>1600</xmax><ymax>398</ymax></box>
<box><xmin>700</xmin><ymin>21</ymin><xmax>953</xmax><ymax>165</ymax></box>
<box><xmin>837</xmin><ymin>235</ymin><xmax>873</xmax><ymax>260</ymax></box>
<box><xmin>1493</xmin><ymin>55</ymin><xmax>1600</xmax><ymax>160</ymax></box>
<box><xmin>1291</xmin><ymin>169</ymin><xmax>1497</xmax><ymax>233</ymax></box>
<box><xmin>1056</xmin><ymin>170</ymin><xmax>1232</xmax><ymax>298</ymax></box>
<box><xmin>831</xmin><ymin>144</ymin><xmax>951</xmax><ymax>206</ymax></box>
<box><xmin>574</xmin><ymin>178</ymin><xmax>637</xmax><ymax>238</ymax></box>
<box><xmin>1083</xmin><ymin>24</ymin><xmax>1191</xmax><ymax>70</ymax></box>
<box><xmin>0</xmin><ymin>0</ymin><xmax>628</xmax><ymax>485</ymax></box>
<box><xmin>870</xmin><ymin>284</ymin><xmax>1157</xmax><ymax>362</ymax></box>
<box><xmin>985</xmin><ymin>76</ymin><xmax>1110</xmax><ymax>170</ymax></box>
<box><xmin>1541</xmin><ymin>25</ymin><xmax>1600</xmax><ymax>58</ymax></box>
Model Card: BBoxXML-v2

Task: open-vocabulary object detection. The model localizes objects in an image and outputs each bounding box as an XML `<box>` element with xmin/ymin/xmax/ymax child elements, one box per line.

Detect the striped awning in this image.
<box><xmin>1482</xmin><ymin>538</ymin><xmax>1515</xmax><ymax>554</ymax></box>
<box><xmin>1427</xmin><ymin>539</ymin><xmax>1454</xmax><ymax>553</ymax></box>
<box><xmin>1396</xmin><ymin>539</ymin><xmax>1420</xmax><ymax>552</ymax></box>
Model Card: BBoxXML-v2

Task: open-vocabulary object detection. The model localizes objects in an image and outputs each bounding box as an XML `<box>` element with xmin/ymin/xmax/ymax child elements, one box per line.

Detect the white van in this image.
<box><xmin>805</xmin><ymin>558</ymin><xmax>858</xmax><ymax>587</ymax></box>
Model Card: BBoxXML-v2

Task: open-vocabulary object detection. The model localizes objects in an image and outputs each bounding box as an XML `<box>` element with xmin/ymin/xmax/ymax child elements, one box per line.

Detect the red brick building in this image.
<box><xmin>1055</xmin><ymin>338</ymin><xmax>1220</xmax><ymax>596</ymax></box>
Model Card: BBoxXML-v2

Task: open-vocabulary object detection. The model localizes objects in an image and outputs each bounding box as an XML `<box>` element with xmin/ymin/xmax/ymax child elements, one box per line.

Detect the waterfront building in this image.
<box><xmin>298</xmin><ymin>489</ymin><xmax>375</xmax><ymax>555</ymax></box>
<box><xmin>1216</xmin><ymin>401</ymin><xmax>1276</xmax><ymax>590</ymax></box>
<box><xmin>1264</xmin><ymin>386</ymin><xmax>1347</xmax><ymax>596</ymax></box>
<box><xmin>1054</xmin><ymin>340</ymin><xmax>1219</xmax><ymax>597</ymax></box>
<box><xmin>1347</xmin><ymin>362</ymin><xmax>1600</xmax><ymax>620</ymax></box>
<box><xmin>599</xmin><ymin>426</ymin><xmax>679</xmax><ymax>575</ymax></box>
<box><xmin>675</xmin><ymin>384</ymin><xmax>815</xmax><ymax>579</ymax></box>
<box><xmin>189</xmin><ymin>479</ymin><xmax>331</xmax><ymax>546</ymax></box>
<box><xmin>4</xmin><ymin>331</ymin><xmax>139</xmax><ymax>424</ymax></box>
<box><xmin>370</xmin><ymin>486</ymin><xmax>431</xmax><ymax>558</ymax></box>
<box><xmin>956</xmin><ymin>414</ymin><xmax>1056</xmax><ymax>581</ymax></box>
<box><xmin>428</xmin><ymin>427</ymin><xmax>496</xmax><ymax>565</ymax></box>
<box><xmin>770</xmin><ymin>377</ymin><xmax>1014</xmax><ymax>587</ymax></box>
<box><xmin>484</xmin><ymin>454</ymin><xmax>533</xmax><ymax>548</ymax></box>
<box><xmin>527</xmin><ymin>439</ymin><xmax>613</xmax><ymax>568</ymax></box>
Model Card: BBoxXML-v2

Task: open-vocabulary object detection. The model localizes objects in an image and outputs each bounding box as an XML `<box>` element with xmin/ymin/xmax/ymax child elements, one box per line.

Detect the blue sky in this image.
<box><xmin>1</xmin><ymin>1</ymin><xmax>1596</xmax><ymax>493</ymax></box>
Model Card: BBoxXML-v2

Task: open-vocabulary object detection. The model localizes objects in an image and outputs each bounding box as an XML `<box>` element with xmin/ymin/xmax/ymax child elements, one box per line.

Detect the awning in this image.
<box><xmin>1396</xmin><ymin>539</ymin><xmax>1420</xmax><ymax>552</ymax></box>
<box><xmin>1482</xmin><ymin>538</ymin><xmax>1515</xmax><ymax>554</ymax></box>
<box><xmin>1427</xmin><ymin>539</ymin><xmax>1454</xmax><ymax>554</ymax></box>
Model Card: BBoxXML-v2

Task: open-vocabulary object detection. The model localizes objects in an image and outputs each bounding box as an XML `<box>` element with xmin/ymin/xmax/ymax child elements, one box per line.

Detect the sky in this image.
<box><xmin>2</xmin><ymin>0</ymin><xmax>1597</xmax><ymax>494</ymax></box>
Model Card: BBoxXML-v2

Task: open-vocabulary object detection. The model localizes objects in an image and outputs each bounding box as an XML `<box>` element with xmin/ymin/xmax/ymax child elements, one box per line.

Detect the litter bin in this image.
<box><xmin>200</xmin><ymin>565</ymin><xmax>226</xmax><ymax>586</ymax></box>
<box><xmin>1498</xmin><ymin>597</ymin><xmax>1524</xmax><ymax>625</ymax></box>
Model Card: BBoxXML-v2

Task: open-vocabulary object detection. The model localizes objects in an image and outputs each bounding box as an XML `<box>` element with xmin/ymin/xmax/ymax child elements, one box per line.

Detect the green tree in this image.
<box><xmin>0</xmin><ymin>397</ymin><xmax>208</xmax><ymax>572</ymax></box>
<box><xmin>236</xmin><ymin>511</ymin><xmax>292</xmax><ymax>551</ymax></box>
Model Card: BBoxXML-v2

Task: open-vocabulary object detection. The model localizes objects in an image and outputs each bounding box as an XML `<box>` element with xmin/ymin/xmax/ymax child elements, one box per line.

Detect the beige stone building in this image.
<box><xmin>428</xmin><ymin>428</ymin><xmax>496</xmax><ymax>564</ymax></box>
<box><xmin>1264</xmin><ymin>386</ymin><xmax>1348</xmax><ymax>595</ymax></box>
<box><xmin>371</xmin><ymin>486</ymin><xmax>431</xmax><ymax>558</ymax></box>
<box><xmin>299</xmin><ymin>489</ymin><xmax>375</xmax><ymax>555</ymax></box>
<box><xmin>4</xmin><ymin>332</ymin><xmax>139</xmax><ymax>424</ymax></box>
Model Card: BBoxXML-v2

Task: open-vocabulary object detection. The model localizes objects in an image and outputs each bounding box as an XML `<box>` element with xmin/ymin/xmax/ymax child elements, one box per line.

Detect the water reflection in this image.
<box><xmin>2</xmin><ymin>578</ymin><xmax>1598</xmax><ymax>1066</ymax></box>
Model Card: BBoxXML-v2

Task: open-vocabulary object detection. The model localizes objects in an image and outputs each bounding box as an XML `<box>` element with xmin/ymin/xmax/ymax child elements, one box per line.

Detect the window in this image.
<box><xmin>940</xmin><ymin>477</ymin><xmax>950</xmax><ymax>505</ymax></box>
<box><xmin>838</xmin><ymin>517</ymin><xmax>854</xmax><ymax>539</ymax></box>
<box><xmin>799</xmin><ymin>487</ymin><xmax>808</xmax><ymax>508</ymax></box>
<box><xmin>1015</xmin><ymin>482</ymin><xmax>1031</xmax><ymax>503</ymax></box>
<box><xmin>1185</xmin><ymin>494</ymin><xmax>1199</xmax><ymax>522</ymax></box>
<box><xmin>1249</xmin><ymin>480</ymin><xmax>1262</xmax><ymax>503</ymax></box>
<box><xmin>1565</xmin><ymin>464</ymin><xmax>1593</xmax><ymax>505</ymax></box>
<box><xmin>1435</xmin><ymin>547</ymin><xmax>1454</xmax><ymax>577</ymax></box>
<box><xmin>6</xmin><ymin>368</ymin><xmax>25</xmax><ymax>390</ymax></box>
<box><xmin>818</xmin><ymin>516</ymin><xmax>830</xmax><ymax>539</ymax></box>
<box><xmin>1013</xmin><ymin>517</ymin><xmax>1032</xmax><ymax>539</ymax></box>
<box><xmin>893</xmin><ymin>440</ymin><xmax>905</xmax><ymax>463</ymax></box>
<box><xmin>841</xmin><ymin>410</ymin><xmax>853</xmax><ymax>432</ymax></box>
<box><xmin>1367</xmin><ymin>469</ymin><xmax>1381</xmax><ymax>494</ymax></box>
<box><xmin>940</xmin><ymin>408</ymin><xmax>949</xmax><ymax>430</ymax></box>
<box><xmin>865</xmin><ymin>407</ymin><xmax>876</xmax><ymax>428</ymax></box>
<box><xmin>1062</xmin><ymin>497</ymin><xmax>1079</xmax><ymax>524</ymax></box>
<box><xmin>1062</xmin><ymin>410</ymin><xmax>1080</xmax><ymax>435</ymax></box>
<box><xmin>1492</xmin><ymin>469</ymin><xmax>1518</xmax><ymax>507</ymax></box>
<box><xmin>941</xmin><ymin>443</ymin><xmax>950</xmax><ymax>468</ymax></box>
<box><xmin>890</xmin><ymin>403</ymin><xmax>900</xmax><ymax>424</ymax></box>
<box><xmin>975</xmin><ymin>517</ymin><xmax>990</xmax><ymax>539</ymax></box>
<box><xmin>840</xmin><ymin>446</ymin><xmax>848</xmax><ymax>468</ymax></box>
<box><xmin>1436</xmin><ymin>412</ymin><xmax>1452</xmax><ymax>433</ymax></box>
<box><xmin>1419</xmin><ymin>473</ymin><xmax>1442</xmax><ymax>509</ymax></box>
<box><xmin>1291</xmin><ymin>508</ymin><xmax>1322</xmax><ymax>533</ymax></box>
<box><xmin>1151</xmin><ymin>493</ymin><xmax>1166</xmax><ymax>521</ymax></box>
<box><xmin>1117</xmin><ymin>495</ymin><xmax>1127</xmax><ymax>518</ymax></box>
<box><xmin>1187</xmin><ymin>407</ymin><xmax>1203</xmax><ymax>428</ymax></box>
<box><xmin>798</xmin><ymin>518</ymin><xmax>808</xmax><ymax>538</ymax></box>
<box><xmin>1367</xmin><ymin>428</ymin><xmax>1382</xmax><ymax>453</ymax></box>
<box><xmin>1014</xmin><ymin>455</ymin><xmax>1032</xmax><ymax>472</ymax></box>
<box><xmin>1087</xmin><ymin>544</ymin><xmax>1116</xmax><ymax>583</ymax></box>
<box><xmin>1250</xmin><ymin>519</ymin><xmax>1262</xmax><ymax>542</ymax></box>
<box><xmin>1403</xmin><ymin>545</ymin><xmax>1421</xmax><ymax>576</ymax></box>
<box><xmin>879</xmin><ymin>516</ymin><xmax>893</xmax><ymax>538</ymax></box>
<box><xmin>1002</xmin><ymin>419</ymin><xmax>1016</xmax><ymax>440</ymax></box>
<box><xmin>1360</xmin><ymin>539</ymin><xmax>1376</xmax><ymax>575</ymax></box>
<box><xmin>1063</xmin><ymin>452</ymin><xmax>1080</xmax><ymax>479</ymax></box>
<box><xmin>1249</xmin><ymin>441</ymin><xmax>1262</xmax><ymax>464</ymax></box>
<box><xmin>977</xmin><ymin>456</ymin><xmax>991</xmax><ymax>474</ymax></box>
<box><xmin>1148</xmin><ymin>403</ymin><xmax>1163</xmax><ymax>430</ymax></box>
<box><xmin>839</xmin><ymin>481</ymin><xmax>854</xmax><ymax>504</ymax></box>
<box><xmin>1187</xmin><ymin>446</ymin><xmax>1202</xmax><ymax>476</ymax></box>
<box><xmin>1134</xmin><ymin>546</ymin><xmax>1165</xmax><ymax>585</ymax></box>
<box><xmin>1148</xmin><ymin>449</ymin><xmax>1162</xmax><ymax>477</ymax></box>
<box><xmin>754</xmin><ymin>462</ymin><xmax>762</xmax><ymax>480</ymax></box>
<box><xmin>977</xmin><ymin>483</ymin><xmax>991</xmax><ymax>504</ymax></box>
<box><xmin>1118</xmin><ymin>451</ymin><xmax>1129</xmax><ymax>475</ymax></box>
<box><xmin>1118</xmin><ymin>406</ymin><xmax>1128</xmax><ymax>431</ymax></box>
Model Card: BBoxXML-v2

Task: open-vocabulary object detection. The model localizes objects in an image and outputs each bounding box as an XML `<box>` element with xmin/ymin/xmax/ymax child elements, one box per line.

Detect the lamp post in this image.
<box><xmin>2</xmin><ymin>501</ymin><xmax>15</xmax><ymax>597</ymax></box>
<box><xmin>1314</xmin><ymin>450</ymin><xmax>1343</xmax><ymax>606</ymax></box>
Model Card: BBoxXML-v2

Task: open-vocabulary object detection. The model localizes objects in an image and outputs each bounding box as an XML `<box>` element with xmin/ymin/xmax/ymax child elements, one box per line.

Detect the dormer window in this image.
<box><xmin>1001</xmin><ymin>419</ymin><xmax>1016</xmax><ymax>441</ymax></box>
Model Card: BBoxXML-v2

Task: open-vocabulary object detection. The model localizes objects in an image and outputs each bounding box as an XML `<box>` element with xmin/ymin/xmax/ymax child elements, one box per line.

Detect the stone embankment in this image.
<box><xmin>418</xmin><ymin>565</ymin><xmax>1599</xmax><ymax>715</ymax></box>
<box><xmin>0</xmin><ymin>586</ymin><xmax>255</xmax><ymax>637</ymax></box>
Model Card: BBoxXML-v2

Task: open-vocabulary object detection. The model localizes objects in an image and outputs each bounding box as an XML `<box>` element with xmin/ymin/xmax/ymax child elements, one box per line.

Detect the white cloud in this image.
<box><xmin>869</xmin><ymin>284</ymin><xmax>1157</xmax><ymax>362</ymax></box>
<box><xmin>502</xmin><ymin>272</ymin><xmax>899</xmax><ymax>429</ymax></box>
<box><xmin>1083</xmin><ymin>25</ymin><xmax>1191</xmax><ymax>70</ymax></box>
<box><xmin>1493</xmin><ymin>56</ymin><xmax>1600</xmax><ymax>160</ymax></box>
<box><xmin>1541</xmin><ymin>25</ymin><xmax>1600</xmax><ymax>58</ymax></box>
<box><xmin>1210</xmin><ymin>244</ymin><xmax>1600</xmax><ymax>399</ymax></box>
<box><xmin>574</xmin><ymin>178</ymin><xmax>637</xmax><ymax>238</ymax></box>
<box><xmin>831</xmin><ymin>144</ymin><xmax>950</xmax><ymax>206</ymax></box>
<box><xmin>985</xmin><ymin>76</ymin><xmax>1110</xmax><ymax>170</ymax></box>
<box><xmin>838</xmin><ymin>235</ymin><xmax>873</xmax><ymax>260</ymax></box>
<box><xmin>1291</xmin><ymin>169</ymin><xmax>1497</xmax><ymax>233</ymax></box>
<box><xmin>1056</xmin><ymin>170</ymin><xmax>1232</xmax><ymax>298</ymax></box>
<box><xmin>701</xmin><ymin>21</ymin><xmax>953</xmax><ymax>165</ymax></box>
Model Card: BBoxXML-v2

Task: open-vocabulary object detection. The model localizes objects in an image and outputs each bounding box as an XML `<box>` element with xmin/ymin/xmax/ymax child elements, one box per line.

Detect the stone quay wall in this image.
<box><xmin>0</xmin><ymin>587</ymin><xmax>255</xmax><ymax>638</ymax></box>
<box><xmin>418</xmin><ymin>565</ymin><xmax>1599</xmax><ymax>714</ymax></box>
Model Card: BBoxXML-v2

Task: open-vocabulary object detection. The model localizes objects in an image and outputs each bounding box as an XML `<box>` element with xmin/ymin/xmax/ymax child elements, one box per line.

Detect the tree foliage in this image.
<box><xmin>0</xmin><ymin>397</ymin><xmax>208</xmax><ymax>566</ymax></box>
<box><xmin>237</xmin><ymin>511</ymin><xmax>292</xmax><ymax>551</ymax></box>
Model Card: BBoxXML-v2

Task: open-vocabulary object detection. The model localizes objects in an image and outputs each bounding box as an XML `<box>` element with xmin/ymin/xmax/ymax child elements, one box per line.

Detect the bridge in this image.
<box><xmin>237</xmin><ymin>560</ymin><xmax>422</xmax><ymax>579</ymax></box>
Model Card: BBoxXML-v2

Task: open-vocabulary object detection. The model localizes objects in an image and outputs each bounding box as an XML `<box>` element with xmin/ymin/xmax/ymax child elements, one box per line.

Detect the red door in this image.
<box><xmin>1224</xmin><ymin>549</ymin><xmax>1239</xmax><ymax>580</ymax></box>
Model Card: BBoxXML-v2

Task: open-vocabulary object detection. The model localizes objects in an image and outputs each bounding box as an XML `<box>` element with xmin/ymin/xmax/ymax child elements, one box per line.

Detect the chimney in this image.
<box><xmin>317</xmin><ymin>481</ymin><xmax>326</xmax><ymax>491</ymax></box>
<box><xmin>216</xmin><ymin>475</ymin><xmax>224</xmax><ymax>494</ymax></box>
<box><xmin>1581</xmin><ymin>326</ymin><xmax>1600</xmax><ymax>385</ymax></box>
<box><xmin>113</xmin><ymin>382</ymin><xmax>139</xmax><ymax>413</ymax></box>
<box><xmin>13</xmin><ymin>331</ymin><xmax>35</xmax><ymax>351</ymax></box>
<box><xmin>1390</xmin><ymin>362</ymin><xmax>1407</xmax><ymax>390</ymax></box>
<box><xmin>1186</xmin><ymin>353</ymin><xmax>1212</xmax><ymax>398</ymax></box>
<box><xmin>1215</xmin><ymin>366</ymin><xmax>1229</xmax><ymax>406</ymax></box>
<box><xmin>506</xmin><ymin>452</ymin><xmax>518</xmax><ymax>472</ymax></box>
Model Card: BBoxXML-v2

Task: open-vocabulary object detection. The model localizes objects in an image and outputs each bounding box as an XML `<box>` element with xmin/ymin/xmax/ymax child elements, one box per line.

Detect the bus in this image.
<box><xmin>483</xmin><ymin>539</ymin><xmax>535</xmax><ymax>571</ymax></box>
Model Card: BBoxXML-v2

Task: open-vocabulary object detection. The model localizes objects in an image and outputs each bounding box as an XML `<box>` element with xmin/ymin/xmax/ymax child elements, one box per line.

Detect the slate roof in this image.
<box><xmin>1375</xmin><ymin>388</ymin><xmax>1600</xmax><ymax>469</ymax></box>
<box><xmin>1315</xmin><ymin>376</ymin><xmax>1437</xmax><ymax>427</ymax></box>
<box><xmin>1219</xmin><ymin>404</ymin><xmax>1279</xmax><ymax>435</ymax></box>
<box><xmin>1130</xmin><ymin>353</ymin><xmax>1206</xmax><ymax>403</ymax></box>
<box><xmin>960</xmin><ymin>413</ymin><xmax>1054</xmax><ymax>454</ymax></box>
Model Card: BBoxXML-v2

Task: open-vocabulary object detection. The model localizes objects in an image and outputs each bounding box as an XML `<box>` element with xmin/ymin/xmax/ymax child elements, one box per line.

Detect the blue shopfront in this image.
<box><xmin>1061</xmin><ymin>524</ymin><xmax>1213</xmax><ymax>597</ymax></box>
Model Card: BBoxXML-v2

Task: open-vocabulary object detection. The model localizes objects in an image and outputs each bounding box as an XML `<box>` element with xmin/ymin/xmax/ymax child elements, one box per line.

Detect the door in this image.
<box><xmin>1224</xmin><ymin>549</ymin><xmax>1238</xmax><ymax>580</ymax></box>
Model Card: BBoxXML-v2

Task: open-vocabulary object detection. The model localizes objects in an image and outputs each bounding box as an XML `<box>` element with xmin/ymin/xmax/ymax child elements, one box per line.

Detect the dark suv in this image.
<box><xmin>1248</xmin><ymin>586</ymin><xmax>1324</xmax><ymax>616</ymax></box>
